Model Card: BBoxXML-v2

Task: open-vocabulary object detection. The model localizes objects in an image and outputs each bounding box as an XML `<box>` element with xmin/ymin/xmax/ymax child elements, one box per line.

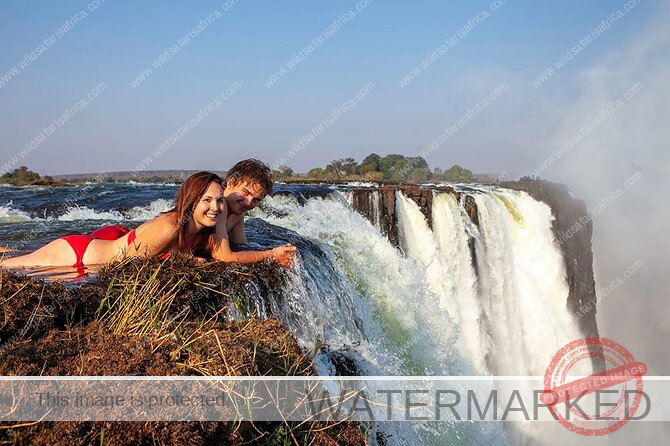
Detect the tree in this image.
<box><xmin>379</xmin><ymin>154</ymin><xmax>406</xmax><ymax>179</ymax></box>
<box><xmin>274</xmin><ymin>165</ymin><xmax>294</xmax><ymax>179</ymax></box>
<box><xmin>409</xmin><ymin>167</ymin><xmax>432</xmax><ymax>181</ymax></box>
<box><xmin>520</xmin><ymin>175</ymin><xmax>542</xmax><ymax>181</ymax></box>
<box><xmin>406</xmin><ymin>156</ymin><xmax>428</xmax><ymax>170</ymax></box>
<box><xmin>325</xmin><ymin>160</ymin><xmax>344</xmax><ymax>178</ymax></box>
<box><xmin>357</xmin><ymin>153</ymin><xmax>381</xmax><ymax>174</ymax></box>
<box><xmin>442</xmin><ymin>164</ymin><xmax>474</xmax><ymax>182</ymax></box>
<box><xmin>378</xmin><ymin>155</ymin><xmax>429</xmax><ymax>179</ymax></box>
<box><xmin>306</xmin><ymin>167</ymin><xmax>326</xmax><ymax>179</ymax></box>
<box><xmin>326</xmin><ymin>158</ymin><xmax>357</xmax><ymax>178</ymax></box>
<box><xmin>0</xmin><ymin>166</ymin><xmax>41</xmax><ymax>184</ymax></box>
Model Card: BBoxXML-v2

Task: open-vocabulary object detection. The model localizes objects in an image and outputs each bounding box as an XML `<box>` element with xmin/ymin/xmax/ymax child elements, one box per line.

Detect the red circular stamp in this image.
<box><xmin>540</xmin><ymin>337</ymin><xmax>647</xmax><ymax>436</ymax></box>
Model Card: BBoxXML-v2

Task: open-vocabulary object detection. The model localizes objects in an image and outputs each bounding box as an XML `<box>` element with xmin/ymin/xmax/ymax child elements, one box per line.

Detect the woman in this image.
<box><xmin>1</xmin><ymin>171</ymin><xmax>289</xmax><ymax>271</ymax></box>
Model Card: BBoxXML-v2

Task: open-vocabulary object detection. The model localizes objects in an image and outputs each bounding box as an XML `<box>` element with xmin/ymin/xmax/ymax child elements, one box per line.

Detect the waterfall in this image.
<box><xmin>254</xmin><ymin>193</ymin><xmax>507</xmax><ymax>445</ymax></box>
<box><xmin>254</xmin><ymin>194</ymin><xmax>463</xmax><ymax>376</ymax></box>
<box><xmin>396</xmin><ymin>191</ymin><xmax>488</xmax><ymax>374</ymax></box>
<box><xmin>473</xmin><ymin>189</ymin><xmax>589</xmax><ymax>377</ymax></box>
<box><xmin>253</xmin><ymin>186</ymin><xmax>592</xmax><ymax>444</ymax></box>
<box><xmin>369</xmin><ymin>189</ymin><xmax>382</xmax><ymax>230</ymax></box>
<box><xmin>389</xmin><ymin>187</ymin><xmax>589</xmax><ymax>378</ymax></box>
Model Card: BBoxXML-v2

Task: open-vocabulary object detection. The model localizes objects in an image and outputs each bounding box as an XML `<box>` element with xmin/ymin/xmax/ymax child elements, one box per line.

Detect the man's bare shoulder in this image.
<box><xmin>228</xmin><ymin>213</ymin><xmax>244</xmax><ymax>229</ymax></box>
<box><xmin>219</xmin><ymin>200</ymin><xmax>244</xmax><ymax>231</ymax></box>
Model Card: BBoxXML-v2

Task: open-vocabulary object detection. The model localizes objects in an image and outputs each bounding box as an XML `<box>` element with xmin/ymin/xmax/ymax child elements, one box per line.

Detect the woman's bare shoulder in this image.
<box><xmin>135</xmin><ymin>212</ymin><xmax>178</xmax><ymax>237</ymax></box>
<box><xmin>126</xmin><ymin>213</ymin><xmax>179</xmax><ymax>255</ymax></box>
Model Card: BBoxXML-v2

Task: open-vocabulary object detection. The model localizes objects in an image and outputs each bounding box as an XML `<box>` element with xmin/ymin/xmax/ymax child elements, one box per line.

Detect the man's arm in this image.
<box><xmin>211</xmin><ymin>208</ymin><xmax>296</xmax><ymax>266</ymax></box>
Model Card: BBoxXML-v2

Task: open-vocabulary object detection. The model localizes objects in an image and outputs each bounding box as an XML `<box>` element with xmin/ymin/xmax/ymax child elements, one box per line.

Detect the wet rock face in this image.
<box><xmin>463</xmin><ymin>195</ymin><xmax>479</xmax><ymax>227</ymax></box>
<box><xmin>350</xmin><ymin>188</ymin><xmax>398</xmax><ymax>246</ymax></box>
<box><xmin>349</xmin><ymin>184</ymin><xmax>477</xmax><ymax>247</ymax></box>
<box><xmin>349</xmin><ymin>185</ymin><xmax>430</xmax><ymax>246</ymax></box>
<box><xmin>346</xmin><ymin>181</ymin><xmax>603</xmax><ymax>373</ymax></box>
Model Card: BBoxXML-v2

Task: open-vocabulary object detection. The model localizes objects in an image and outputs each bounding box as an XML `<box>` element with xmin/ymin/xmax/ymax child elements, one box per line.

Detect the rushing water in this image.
<box><xmin>0</xmin><ymin>182</ymin><xmax>591</xmax><ymax>444</ymax></box>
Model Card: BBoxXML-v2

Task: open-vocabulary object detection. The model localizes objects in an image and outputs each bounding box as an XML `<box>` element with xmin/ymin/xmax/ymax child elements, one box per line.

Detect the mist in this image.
<box><xmin>534</xmin><ymin>4</ymin><xmax>670</xmax><ymax>442</ymax></box>
<box><xmin>539</xmin><ymin>1</ymin><xmax>670</xmax><ymax>377</ymax></box>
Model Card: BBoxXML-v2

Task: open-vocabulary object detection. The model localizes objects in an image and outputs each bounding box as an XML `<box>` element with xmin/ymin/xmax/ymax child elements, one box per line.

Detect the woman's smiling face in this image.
<box><xmin>192</xmin><ymin>181</ymin><xmax>225</xmax><ymax>229</ymax></box>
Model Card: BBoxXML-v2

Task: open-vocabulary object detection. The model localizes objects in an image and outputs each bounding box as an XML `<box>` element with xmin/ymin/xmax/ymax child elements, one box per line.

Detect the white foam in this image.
<box><xmin>125</xmin><ymin>199</ymin><xmax>173</xmax><ymax>221</ymax></box>
<box><xmin>127</xmin><ymin>181</ymin><xmax>179</xmax><ymax>187</ymax></box>
<box><xmin>343</xmin><ymin>181</ymin><xmax>378</xmax><ymax>188</ymax></box>
<box><xmin>56</xmin><ymin>206</ymin><xmax>124</xmax><ymax>222</ymax></box>
<box><xmin>0</xmin><ymin>201</ymin><xmax>32</xmax><ymax>223</ymax></box>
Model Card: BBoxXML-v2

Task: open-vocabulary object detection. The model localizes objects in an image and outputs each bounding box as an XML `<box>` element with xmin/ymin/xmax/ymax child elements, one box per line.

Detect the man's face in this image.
<box><xmin>224</xmin><ymin>179</ymin><xmax>266</xmax><ymax>215</ymax></box>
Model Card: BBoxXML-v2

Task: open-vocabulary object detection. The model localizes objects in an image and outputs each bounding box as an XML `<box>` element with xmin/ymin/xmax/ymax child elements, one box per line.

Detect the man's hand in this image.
<box><xmin>271</xmin><ymin>244</ymin><xmax>297</xmax><ymax>268</ymax></box>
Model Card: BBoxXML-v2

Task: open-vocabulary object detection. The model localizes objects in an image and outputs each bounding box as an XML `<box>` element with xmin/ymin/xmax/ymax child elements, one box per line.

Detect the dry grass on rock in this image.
<box><xmin>0</xmin><ymin>255</ymin><xmax>368</xmax><ymax>445</ymax></box>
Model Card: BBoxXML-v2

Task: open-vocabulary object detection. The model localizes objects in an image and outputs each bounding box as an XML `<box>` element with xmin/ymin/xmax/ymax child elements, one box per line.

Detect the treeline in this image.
<box><xmin>60</xmin><ymin>174</ymin><xmax>186</xmax><ymax>184</ymax></box>
<box><xmin>275</xmin><ymin>154</ymin><xmax>474</xmax><ymax>181</ymax></box>
<box><xmin>2</xmin><ymin>167</ymin><xmax>193</xmax><ymax>185</ymax></box>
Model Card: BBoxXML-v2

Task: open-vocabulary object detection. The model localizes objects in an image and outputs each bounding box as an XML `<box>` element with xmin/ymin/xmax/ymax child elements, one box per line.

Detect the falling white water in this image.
<box><xmin>432</xmin><ymin>192</ymin><xmax>487</xmax><ymax>374</ymax></box>
<box><xmin>469</xmin><ymin>189</ymin><xmax>594</xmax><ymax>441</ymax></box>
<box><xmin>392</xmin><ymin>187</ymin><xmax>593</xmax><ymax>441</ymax></box>
<box><xmin>473</xmin><ymin>189</ymin><xmax>589</xmax><ymax>378</ymax></box>
<box><xmin>341</xmin><ymin>190</ymin><xmax>354</xmax><ymax>208</ymax></box>
<box><xmin>369</xmin><ymin>190</ymin><xmax>382</xmax><ymax>230</ymax></box>
<box><xmin>394</xmin><ymin>193</ymin><xmax>468</xmax><ymax>366</ymax></box>
<box><xmin>394</xmin><ymin>187</ymin><xmax>590</xmax><ymax>377</ymax></box>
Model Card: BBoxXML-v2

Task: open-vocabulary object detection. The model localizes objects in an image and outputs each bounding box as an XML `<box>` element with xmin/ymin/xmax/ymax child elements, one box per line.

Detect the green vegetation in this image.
<box><xmin>52</xmin><ymin>169</ymin><xmax>216</xmax><ymax>184</ymax></box>
<box><xmin>294</xmin><ymin>153</ymin><xmax>473</xmax><ymax>182</ymax></box>
<box><xmin>0</xmin><ymin>166</ymin><xmax>54</xmax><ymax>185</ymax></box>
<box><xmin>442</xmin><ymin>164</ymin><xmax>475</xmax><ymax>181</ymax></box>
<box><xmin>18</xmin><ymin>155</ymin><xmax>474</xmax><ymax>184</ymax></box>
<box><xmin>59</xmin><ymin>171</ymin><xmax>195</xmax><ymax>184</ymax></box>
<box><xmin>272</xmin><ymin>165</ymin><xmax>294</xmax><ymax>180</ymax></box>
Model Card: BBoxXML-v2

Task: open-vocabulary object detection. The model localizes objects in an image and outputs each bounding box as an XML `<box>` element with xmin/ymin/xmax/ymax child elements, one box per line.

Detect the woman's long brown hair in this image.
<box><xmin>162</xmin><ymin>171</ymin><xmax>223</xmax><ymax>255</ymax></box>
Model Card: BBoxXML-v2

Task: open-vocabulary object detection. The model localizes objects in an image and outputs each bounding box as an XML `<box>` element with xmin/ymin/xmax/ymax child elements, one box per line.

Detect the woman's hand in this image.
<box><xmin>271</xmin><ymin>244</ymin><xmax>297</xmax><ymax>268</ymax></box>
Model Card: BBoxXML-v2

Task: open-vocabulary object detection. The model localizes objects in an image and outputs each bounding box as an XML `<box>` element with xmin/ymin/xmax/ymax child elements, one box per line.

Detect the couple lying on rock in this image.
<box><xmin>1</xmin><ymin>159</ymin><xmax>297</xmax><ymax>272</ymax></box>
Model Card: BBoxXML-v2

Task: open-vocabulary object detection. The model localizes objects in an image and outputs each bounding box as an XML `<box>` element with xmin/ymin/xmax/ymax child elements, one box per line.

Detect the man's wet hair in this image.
<box><xmin>225</xmin><ymin>159</ymin><xmax>274</xmax><ymax>196</ymax></box>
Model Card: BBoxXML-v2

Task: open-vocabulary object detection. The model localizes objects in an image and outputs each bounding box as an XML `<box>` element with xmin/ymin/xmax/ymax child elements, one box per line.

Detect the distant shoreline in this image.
<box><xmin>51</xmin><ymin>169</ymin><xmax>226</xmax><ymax>184</ymax></box>
<box><xmin>50</xmin><ymin>169</ymin><xmax>511</xmax><ymax>184</ymax></box>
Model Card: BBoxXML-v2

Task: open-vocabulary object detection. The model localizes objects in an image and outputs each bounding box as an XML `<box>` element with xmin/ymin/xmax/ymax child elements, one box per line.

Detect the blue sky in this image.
<box><xmin>0</xmin><ymin>0</ymin><xmax>662</xmax><ymax>175</ymax></box>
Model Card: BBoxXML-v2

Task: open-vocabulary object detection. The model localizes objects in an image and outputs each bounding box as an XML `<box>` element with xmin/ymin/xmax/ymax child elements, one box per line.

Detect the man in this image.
<box><xmin>211</xmin><ymin>159</ymin><xmax>297</xmax><ymax>267</ymax></box>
